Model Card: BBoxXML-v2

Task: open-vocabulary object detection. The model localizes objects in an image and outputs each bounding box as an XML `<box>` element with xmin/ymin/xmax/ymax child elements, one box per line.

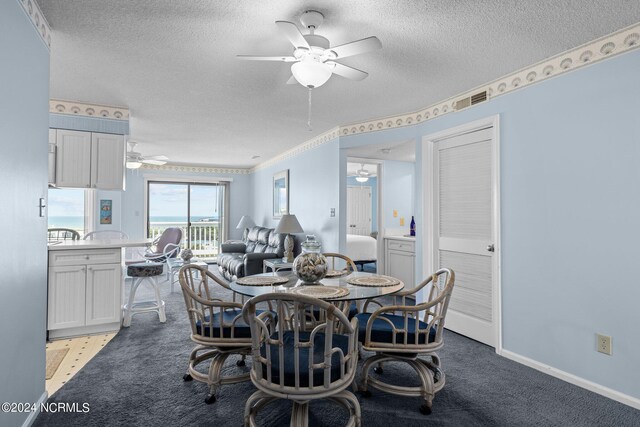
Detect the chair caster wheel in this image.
<box><xmin>373</xmin><ymin>367</ymin><xmax>384</xmax><ymax>374</ymax></box>
<box><xmin>360</xmin><ymin>390</ymin><xmax>372</xmax><ymax>398</ymax></box>
<box><xmin>205</xmin><ymin>394</ymin><xmax>216</xmax><ymax>404</ymax></box>
<box><xmin>419</xmin><ymin>403</ymin><xmax>432</xmax><ymax>415</ymax></box>
<box><xmin>236</xmin><ymin>359</ymin><xmax>246</xmax><ymax>367</ymax></box>
<box><xmin>183</xmin><ymin>374</ymin><xmax>193</xmax><ymax>381</ymax></box>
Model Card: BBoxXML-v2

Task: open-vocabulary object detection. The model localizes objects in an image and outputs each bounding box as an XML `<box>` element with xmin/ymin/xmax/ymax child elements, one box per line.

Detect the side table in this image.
<box><xmin>263</xmin><ymin>259</ymin><xmax>294</xmax><ymax>273</ymax></box>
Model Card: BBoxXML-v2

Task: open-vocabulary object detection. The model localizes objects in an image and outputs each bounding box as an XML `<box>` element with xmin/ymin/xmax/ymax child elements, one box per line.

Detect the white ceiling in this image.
<box><xmin>346</xmin><ymin>138</ymin><xmax>415</xmax><ymax>163</ymax></box>
<box><xmin>37</xmin><ymin>1</ymin><xmax>640</xmax><ymax>168</ymax></box>
<box><xmin>347</xmin><ymin>162</ymin><xmax>378</xmax><ymax>178</ymax></box>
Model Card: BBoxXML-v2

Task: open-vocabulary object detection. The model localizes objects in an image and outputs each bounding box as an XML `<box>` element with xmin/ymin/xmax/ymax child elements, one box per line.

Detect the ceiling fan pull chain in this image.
<box><xmin>307</xmin><ymin>87</ymin><xmax>313</xmax><ymax>131</ymax></box>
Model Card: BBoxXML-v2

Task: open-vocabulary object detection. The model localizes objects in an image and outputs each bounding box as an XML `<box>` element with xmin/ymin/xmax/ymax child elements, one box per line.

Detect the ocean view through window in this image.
<box><xmin>48</xmin><ymin>188</ymin><xmax>86</xmax><ymax>235</ymax></box>
<box><xmin>147</xmin><ymin>181</ymin><xmax>228</xmax><ymax>261</ymax></box>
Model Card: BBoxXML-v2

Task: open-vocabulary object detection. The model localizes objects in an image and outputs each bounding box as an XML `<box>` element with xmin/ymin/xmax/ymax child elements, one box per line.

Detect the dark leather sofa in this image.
<box><xmin>217</xmin><ymin>226</ymin><xmax>286</xmax><ymax>281</ymax></box>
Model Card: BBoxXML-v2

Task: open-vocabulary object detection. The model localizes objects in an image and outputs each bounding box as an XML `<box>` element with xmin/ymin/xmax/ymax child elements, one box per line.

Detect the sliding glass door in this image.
<box><xmin>147</xmin><ymin>181</ymin><xmax>227</xmax><ymax>261</ymax></box>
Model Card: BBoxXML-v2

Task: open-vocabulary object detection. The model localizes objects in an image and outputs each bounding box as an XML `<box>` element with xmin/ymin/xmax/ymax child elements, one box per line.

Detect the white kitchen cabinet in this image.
<box><xmin>48</xmin><ymin>129</ymin><xmax>57</xmax><ymax>186</ymax></box>
<box><xmin>384</xmin><ymin>237</ymin><xmax>416</xmax><ymax>290</ymax></box>
<box><xmin>53</xmin><ymin>129</ymin><xmax>124</xmax><ymax>190</ymax></box>
<box><xmin>48</xmin><ymin>248</ymin><xmax>122</xmax><ymax>338</ymax></box>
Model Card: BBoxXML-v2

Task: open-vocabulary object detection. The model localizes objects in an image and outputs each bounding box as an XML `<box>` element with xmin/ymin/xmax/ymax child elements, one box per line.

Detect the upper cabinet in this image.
<box><xmin>53</xmin><ymin>129</ymin><xmax>125</xmax><ymax>190</ymax></box>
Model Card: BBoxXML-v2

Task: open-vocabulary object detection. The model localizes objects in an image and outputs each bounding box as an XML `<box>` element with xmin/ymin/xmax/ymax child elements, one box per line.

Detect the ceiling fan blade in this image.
<box><xmin>286</xmin><ymin>75</ymin><xmax>298</xmax><ymax>85</ymax></box>
<box><xmin>328</xmin><ymin>62</ymin><xmax>369</xmax><ymax>81</ymax></box>
<box><xmin>237</xmin><ymin>55</ymin><xmax>297</xmax><ymax>62</ymax></box>
<box><xmin>275</xmin><ymin>21</ymin><xmax>310</xmax><ymax>49</ymax></box>
<box><xmin>142</xmin><ymin>159</ymin><xmax>168</xmax><ymax>166</ymax></box>
<box><xmin>330</xmin><ymin>36</ymin><xmax>382</xmax><ymax>59</ymax></box>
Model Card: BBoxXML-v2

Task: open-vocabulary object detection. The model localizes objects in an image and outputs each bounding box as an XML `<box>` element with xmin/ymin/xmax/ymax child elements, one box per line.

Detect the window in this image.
<box><xmin>146</xmin><ymin>181</ymin><xmax>228</xmax><ymax>262</ymax></box>
<box><xmin>47</xmin><ymin>188</ymin><xmax>87</xmax><ymax>235</ymax></box>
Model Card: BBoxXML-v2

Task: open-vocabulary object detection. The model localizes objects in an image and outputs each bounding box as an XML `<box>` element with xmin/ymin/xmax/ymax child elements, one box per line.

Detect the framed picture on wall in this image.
<box><xmin>100</xmin><ymin>199</ymin><xmax>112</xmax><ymax>224</ymax></box>
<box><xmin>273</xmin><ymin>170</ymin><xmax>289</xmax><ymax>218</ymax></box>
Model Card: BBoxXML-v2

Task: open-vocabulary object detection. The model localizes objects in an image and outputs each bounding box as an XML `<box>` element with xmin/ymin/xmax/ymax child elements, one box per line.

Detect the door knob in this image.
<box><xmin>487</xmin><ymin>244</ymin><xmax>495</xmax><ymax>252</ymax></box>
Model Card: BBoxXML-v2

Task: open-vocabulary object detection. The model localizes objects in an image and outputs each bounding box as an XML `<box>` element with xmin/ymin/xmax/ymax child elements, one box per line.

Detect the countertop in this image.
<box><xmin>384</xmin><ymin>235</ymin><xmax>416</xmax><ymax>242</ymax></box>
<box><xmin>48</xmin><ymin>238</ymin><xmax>153</xmax><ymax>251</ymax></box>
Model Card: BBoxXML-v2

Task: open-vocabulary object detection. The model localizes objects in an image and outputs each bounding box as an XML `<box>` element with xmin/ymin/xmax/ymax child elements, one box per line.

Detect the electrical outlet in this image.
<box><xmin>596</xmin><ymin>334</ymin><xmax>612</xmax><ymax>355</ymax></box>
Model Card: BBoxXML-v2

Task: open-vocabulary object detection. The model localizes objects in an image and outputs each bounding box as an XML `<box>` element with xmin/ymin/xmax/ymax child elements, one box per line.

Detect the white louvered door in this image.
<box><xmin>434</xmin><ymin>127</ymin><xmax>496</xmax><ymax>346</ymax></box>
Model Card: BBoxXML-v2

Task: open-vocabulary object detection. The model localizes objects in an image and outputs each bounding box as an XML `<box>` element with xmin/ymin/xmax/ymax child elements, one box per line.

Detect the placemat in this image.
<box><xmin>291</xmin><ymin>286</ymin><xmax>350</xmax><ymax>300</ymax></box>
<box><xmin>346</xmin><ymin>275</ymin><xmax>400</xmax><ymax>287</ymax></box>
<box><xmin>235</xmin><ymin>276</ymin><xmax>290</xmax><ymax>286</ymax></box>
<box><xmin>325</xmin><ymin>269</ymin><xmax>350</xmax><ymax>278</ymax></box>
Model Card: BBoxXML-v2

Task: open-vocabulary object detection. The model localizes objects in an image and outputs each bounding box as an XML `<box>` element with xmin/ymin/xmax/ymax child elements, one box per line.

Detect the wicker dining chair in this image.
<box><xmin>47</xmin><ymin>228</ymin><xmax>80</xmax><ymax>241</ymax></box>
<box><xmin>355</xmin><ymin>268</ymin><xmax>455</xmax><ymax>415</ymax></box>
<box><xmin>322</xmin><ymin>253</ymin><xmax>359</xmax><ymax>319</ymax></box>
<box><xmin>179</xmin><ymin>264</ymin><xmax>257</xmax><ymax>404</ymax></box>
<box><xmin>242</xmin><ymin>293</ymin><xmax>361</xmax><ymax>427</ymax></box>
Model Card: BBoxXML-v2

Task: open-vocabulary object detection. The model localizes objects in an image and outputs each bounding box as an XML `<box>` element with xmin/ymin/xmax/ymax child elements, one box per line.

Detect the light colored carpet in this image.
<box><xmin>45</xmin><ymin>348</ymin><xmax>69</xmax><ymax>380</ymax></box>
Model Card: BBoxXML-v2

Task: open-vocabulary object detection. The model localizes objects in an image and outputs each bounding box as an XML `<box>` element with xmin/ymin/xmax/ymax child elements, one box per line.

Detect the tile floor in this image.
<box><xmin>45</xmin><ymin>333</ymin><xmax>117</xmax><ymax>396</ymax></box>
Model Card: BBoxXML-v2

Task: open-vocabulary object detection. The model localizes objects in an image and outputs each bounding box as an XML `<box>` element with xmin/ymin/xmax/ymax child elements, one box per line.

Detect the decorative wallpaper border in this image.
<box><xmin>251</xmin><ymin>127</ymin><xmax>340</xmax><ymax>172</ymax></box>
<box><xmin>18</xmin><ymin>0</ymin><xmax>52</xmax><ymax>49</ymax></box>
<box><xmin>49</xmin><ymin>99</ymin><xmax>130</xmax><ymax>120</ymax></box>
<box><xmin>140</xmin><ymin>164</ymin><xmax>251</xmax><ymax>175</ymax></box>
<box><xmin>337</xmin><ymin>23</ymin><xmax>640</xmax><ymax>137</ymax></box>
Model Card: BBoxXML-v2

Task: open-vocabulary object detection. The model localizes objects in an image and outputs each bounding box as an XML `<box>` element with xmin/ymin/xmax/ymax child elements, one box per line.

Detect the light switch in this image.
<box><xmin>399</xmin><ymin>217</ymin><xmax>405</xmax><ymax>226</ymax></box>
<box><xmin>393</xmin><ymin>210</ymin><xmax>398</xmax><ymax>218</ymax></box>
<box><xmin>330</xmin><ymin>208</ymin><xmax>335</xmax><ymax>217</ymax></box>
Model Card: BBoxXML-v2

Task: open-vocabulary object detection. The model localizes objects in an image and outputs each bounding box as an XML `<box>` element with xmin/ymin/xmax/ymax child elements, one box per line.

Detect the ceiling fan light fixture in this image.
<box><xmin>291</xmin><ymin>59</ymin><xmax>332</xmax><ymax>88</ymax></box>
<box><xmin>355</xmin><ymin>176</ymin><xmax>369</xmax><ymax>183</ymax></box>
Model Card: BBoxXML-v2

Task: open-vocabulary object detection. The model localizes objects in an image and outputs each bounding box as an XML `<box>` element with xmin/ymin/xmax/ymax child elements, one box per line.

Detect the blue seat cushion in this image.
<box><xmin>260</xmin><ymin>331</ymin><xmax>350</xmax><ymax>387</ymax></box>
<box><xmin>127</xmin><ymin>262</ymin><xmax>163</xmax><ymax>277</ymax></box>
<box><xmin>195</xmin><ymin>309</ymin><xmax>273</xmax><ymax>339</ymax></box>
<box><xmin>355</xmin><ymin>313</ymin><xmax>436</xmax><ymax>345</ymax></box>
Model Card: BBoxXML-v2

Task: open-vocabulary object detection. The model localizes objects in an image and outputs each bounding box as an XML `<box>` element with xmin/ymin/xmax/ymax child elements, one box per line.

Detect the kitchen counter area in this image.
<box><xmin>47</xmin><ymin>238</ymin><xmax>152</xmax><ymax>339</ymax></box>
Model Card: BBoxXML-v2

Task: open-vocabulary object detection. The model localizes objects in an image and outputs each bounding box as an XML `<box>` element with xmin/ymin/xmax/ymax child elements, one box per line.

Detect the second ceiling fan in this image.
<box><xmin>238</xmin><ymin>10</ymin><xmax>382</xmax><ymax>89</ymax></box>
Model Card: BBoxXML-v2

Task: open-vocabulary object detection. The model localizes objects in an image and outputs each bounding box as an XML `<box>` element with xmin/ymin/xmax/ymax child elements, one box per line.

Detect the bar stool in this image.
<box><xmin>123</xmin><ymin>262</ymin><xmax>166</xmax><ymax>327</ymax></box>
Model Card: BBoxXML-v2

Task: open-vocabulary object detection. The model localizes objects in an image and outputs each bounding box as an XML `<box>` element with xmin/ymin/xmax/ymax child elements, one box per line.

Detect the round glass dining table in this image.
<box><xmin>229</xmin><ymin>271</ymin><xmax>404</xmax><ymax>301</ymax></box>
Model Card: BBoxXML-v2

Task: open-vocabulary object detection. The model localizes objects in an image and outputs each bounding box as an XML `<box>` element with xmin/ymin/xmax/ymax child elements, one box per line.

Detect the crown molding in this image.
<box><xmin>18</xmin><ymin>0</ymin><xmax>52</xmax><ymax>50</ymax></box>
<box><xmin>338</xmin><ymin>23</ymin><xmax>640</xmax><ymax>137</ymax></box>
<box><xmin>251</xmin><ymin>127</ymin><xmax>340</xmax><ymax>172</ymax></box>
<box><xmin>140</xmin><ymin>163</ymin><xmax>250</xmax><ymax>175</ymax></box>
<box><xmin>50</xmin><ymin>99</ymin><xmax>130</xmax><ymax>120</ymax></box>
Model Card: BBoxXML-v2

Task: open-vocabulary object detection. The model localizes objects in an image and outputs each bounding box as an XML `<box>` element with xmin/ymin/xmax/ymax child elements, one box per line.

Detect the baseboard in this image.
<box><xmin>500</xmin><ymin>349</ymin><xmax>640</xmax><ymax>410</ymax></box>
<box><xmin>22</xmin><ymin>391</ymin><xmax>48</xmax><ymax>427</ymax></box>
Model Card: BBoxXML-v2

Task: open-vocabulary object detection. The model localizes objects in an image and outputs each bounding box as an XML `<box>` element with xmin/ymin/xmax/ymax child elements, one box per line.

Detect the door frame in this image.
<box><xmin>143</xmin><ymin>176</ymin><xmax>231</xmax><ymax>251</ymax></box>
<box><xmin>421</xmin><ymin>115</ymin><xmax>502</xmax><ymax>353</ymax></box>
<box><xmin>347</xmin><ymin>157</ymin><xmax>383</xmax><ymax>271</ymax></box>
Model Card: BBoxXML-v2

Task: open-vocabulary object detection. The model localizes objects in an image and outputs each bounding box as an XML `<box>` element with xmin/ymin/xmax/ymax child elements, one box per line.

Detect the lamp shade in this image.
<box><xmin>236</xmin><ymin>215</ymin><xmax>256</xmax><ymax>229</ymax></box>
<box><xmin>291</xmin><ymin>60</ymin><xmax>332</xmax><ymax>88</ymax></box>
<box><xmin>275</xmin><ymin>214</ymin><xmax>304</xmax><ymax>234</ymax></box>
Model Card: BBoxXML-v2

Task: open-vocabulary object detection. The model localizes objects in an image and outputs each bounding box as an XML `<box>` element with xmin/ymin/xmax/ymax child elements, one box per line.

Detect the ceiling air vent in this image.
<box><xmin>454</xmin><ymin>90</ymin><xmax>488</xmax><ymax>111</ymax></box>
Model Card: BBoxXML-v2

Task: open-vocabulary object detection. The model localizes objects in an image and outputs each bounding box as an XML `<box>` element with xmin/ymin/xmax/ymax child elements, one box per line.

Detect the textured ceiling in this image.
<box><xmin>37</xmin><ymin>1</ymin><xmax>640</xmax><ymax>168</ymax></box>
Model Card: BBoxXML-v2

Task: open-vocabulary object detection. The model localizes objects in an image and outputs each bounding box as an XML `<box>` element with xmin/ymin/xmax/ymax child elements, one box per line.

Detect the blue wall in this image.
<box><xmin>346</xmin><ymin>175</ymin><xmax>377</xmax><ymax>233</ymax></box>
<box><xmin>50</xmin><ymin>113</ymin><xmax>129</xmax><ymax>135</ymax></box>
<box><xmin>0</xmin><ymin>1</ymin><xmax>49</xmax><ymax>425</ymax></box>
<box><xmin>339</xmin><ymin>49</ymin><xmax>640</xmax><ymax>400</ymax></box>
<box><xmin>381</xmin><ymin>160</ymin><xmax>415</xmax><ymax>235</ymax></box>
<box><xmin>251</xmin><ymin>139</ymin><xmax>341</xmax><ymax>252</ymax></box>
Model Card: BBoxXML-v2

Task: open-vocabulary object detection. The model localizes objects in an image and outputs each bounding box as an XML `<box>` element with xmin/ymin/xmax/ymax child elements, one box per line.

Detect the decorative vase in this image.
<box><xmin>293</xmin><ymin>235</ymin><xmax>327</xmax><ymax>284</ymax></box>
<box><xmin>181</xmin><ymin>248</ymin><xmax>193</xmax><ymax>263</ymax></box>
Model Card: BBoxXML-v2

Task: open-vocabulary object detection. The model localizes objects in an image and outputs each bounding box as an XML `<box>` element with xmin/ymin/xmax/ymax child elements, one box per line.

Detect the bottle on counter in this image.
<box><xmin>410</xmin><ymin>216</ymin><xmax>416</xmax><ymax>236</ymax></box>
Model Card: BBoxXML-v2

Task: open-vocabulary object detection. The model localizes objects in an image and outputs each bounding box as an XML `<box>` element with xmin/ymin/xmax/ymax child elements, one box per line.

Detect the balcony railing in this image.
<box><xmin>149</xmin><ymin>221</ymin><xmax>222</xmax><ymax>260</ymax></box>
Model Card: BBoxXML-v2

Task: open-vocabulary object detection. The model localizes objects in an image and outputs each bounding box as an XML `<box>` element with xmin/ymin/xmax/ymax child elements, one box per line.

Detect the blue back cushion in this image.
<box><xmin>260</xmin><ymin>330</ymin><xmax>350</xmax><ymax>387</ymax></box>
<box><xmin>355</xmin><ymin>312</ymin><xmax>436</xmax><ymax>345</ymax></box>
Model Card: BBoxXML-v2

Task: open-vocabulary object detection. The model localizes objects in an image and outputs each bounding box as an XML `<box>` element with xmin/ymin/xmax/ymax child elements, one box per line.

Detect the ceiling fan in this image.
<box><xmin>126</xmin><ymin>141</ymin><xmax>168</xmax><ymax>169</ymax></box>
<box><xmin>237</xmin><ymin>10</ymin><xmax>382</xmax><ymax>89</ymax></box>
<box><xmin>350</xmin><ymin>163</ymin><xmax>372</xmax><ymax>183</ymax></box>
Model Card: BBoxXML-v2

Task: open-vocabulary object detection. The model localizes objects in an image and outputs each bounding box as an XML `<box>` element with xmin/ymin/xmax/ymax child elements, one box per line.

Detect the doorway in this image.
<box><xmin>146</xmin><ymin>180</ymin><xmax>228</xmax><ymax>261</ymax></box>
<box><xmin>423</xmin><ymin>116</ymin><xmax>501</xmax><ymax>349</ymax></box>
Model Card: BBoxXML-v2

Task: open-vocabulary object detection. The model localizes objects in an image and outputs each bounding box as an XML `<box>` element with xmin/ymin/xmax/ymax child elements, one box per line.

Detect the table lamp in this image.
<box><xmin>275</xmin><ymin>214</ymin><xmax>303</xmax><ymax>262</ymax></box>
<box><xmin>236</xmin><ymin>215</ymin><xmax>256</xmax><ymax>240</ymax></box>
